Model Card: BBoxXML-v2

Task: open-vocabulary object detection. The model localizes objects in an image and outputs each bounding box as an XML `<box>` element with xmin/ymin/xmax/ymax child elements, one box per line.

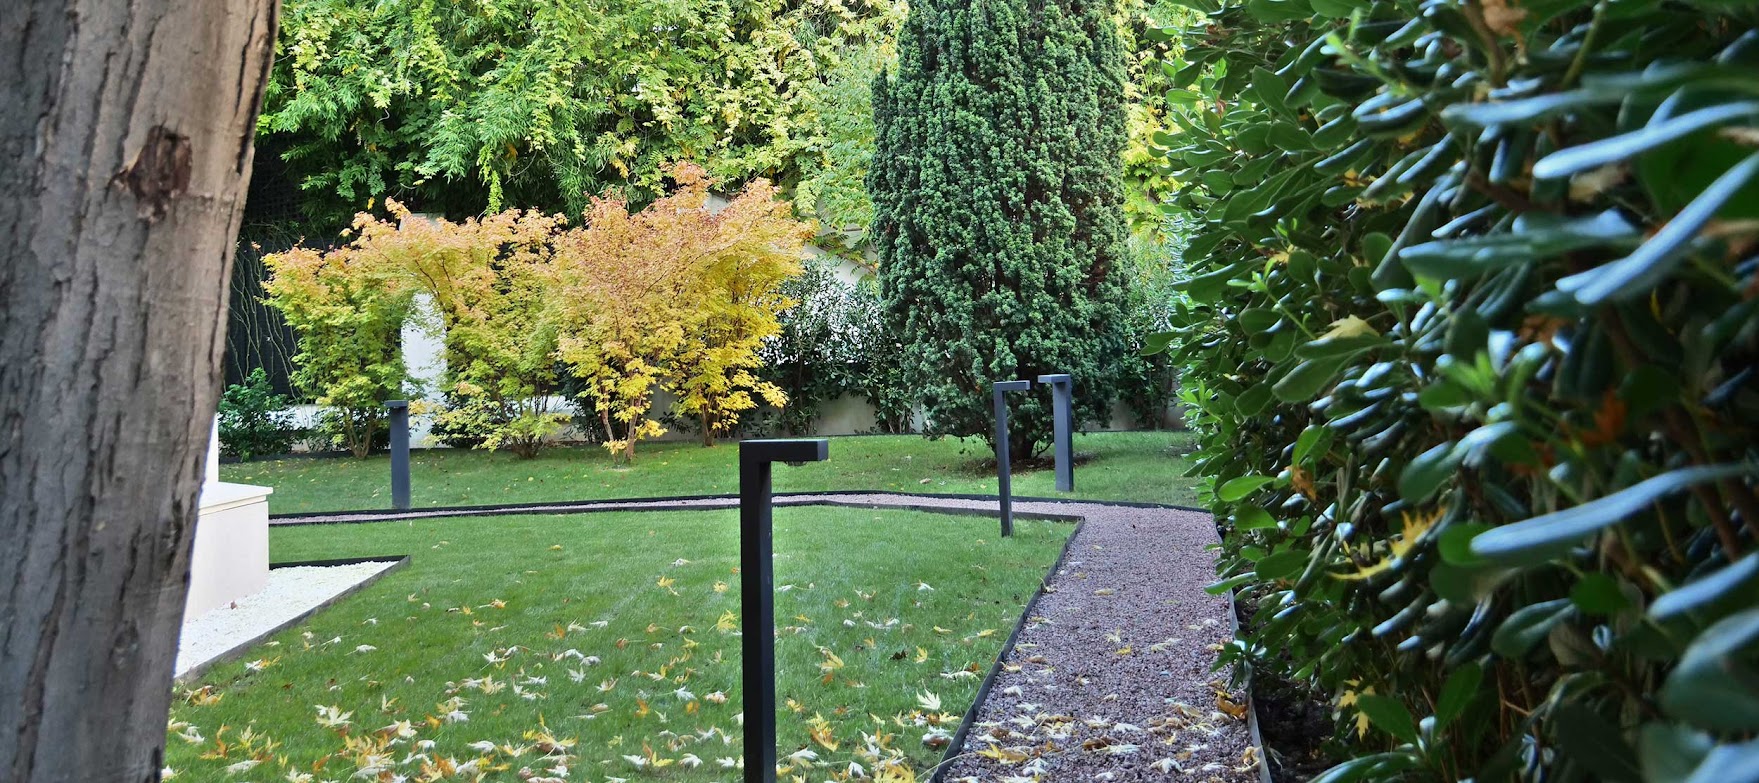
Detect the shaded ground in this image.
<box><xmin>1234</xmin><ymin>597</ymin><xmax>1339</xmax><ymax>783</ymax></box>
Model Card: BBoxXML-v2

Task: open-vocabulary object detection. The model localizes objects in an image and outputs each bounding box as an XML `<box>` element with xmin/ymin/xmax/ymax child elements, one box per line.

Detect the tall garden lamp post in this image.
<box><xmin>739</xmin><ymin>438</ymin><xmax>830</xmax><ymax>783</ymax></box>
<box><xmin>386</xmin><ymin>400</ymin><xmax>411</xmax><ymax>510</ymax></box>
<box><xmin>993</xmin><ymin>380</ymin><xmax>1032</xmax><ymax>537</ymax></box>
<box><xmin>1036</xmin><ymin>374</ymin><xmax>1074</xmax><ymax>492</ymax></box>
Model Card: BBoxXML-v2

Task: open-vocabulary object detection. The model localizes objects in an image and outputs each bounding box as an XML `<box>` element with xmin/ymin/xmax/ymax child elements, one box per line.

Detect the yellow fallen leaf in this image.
<box><xmin>1320</xmin><ymin>315</ymin><xmax>1379</xmax><ymax>341</ymax></box>
<box><xmin>1217</xmin><ymin>692</ymin><xmax>1249</xmax><ymax>720</ymax></box>
<box><xmin>976</xmin><ymin>745</ymin><xmax>1031</xmax><ymax>764</ymax></box>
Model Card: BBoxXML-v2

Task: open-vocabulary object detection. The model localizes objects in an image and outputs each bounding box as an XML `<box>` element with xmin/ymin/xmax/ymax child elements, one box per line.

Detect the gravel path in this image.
<box><xmin>272</xmin><ymin>493</ymin><xmax>1261</xmax><ymax>781</ymax></box>
<box><xmin>176</xmin><ymin>561</ymin><xmax>400</xmax><ymax>678</ymax></box>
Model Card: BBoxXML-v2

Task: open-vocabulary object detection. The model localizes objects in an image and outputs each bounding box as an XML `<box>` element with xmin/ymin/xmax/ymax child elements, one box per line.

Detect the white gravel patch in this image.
<box><xmin>175</xmin><ymin>561</ymin><xmax>398</xmax><ymax>678</ymax></box>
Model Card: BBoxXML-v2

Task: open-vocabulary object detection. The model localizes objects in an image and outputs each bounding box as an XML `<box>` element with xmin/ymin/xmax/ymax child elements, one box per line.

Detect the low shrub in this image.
<box><xmin>217</xmin><ymin>368</ymin><xmax>297</xmax><ymax>461</ymax></box>
<box><xmin>761</xmin><ymin>258</ymin><xmax>916</xmax><ymax>436</ymax></box>
<box><xmin>261</xmin><ymin>240</ymin><xmax>413</xmax><ymax>458</ymax></box>
<box><xmin>1152</xmin><ymin>1</ymin><xmax>1759</xmax><ymax>780</ymax></box>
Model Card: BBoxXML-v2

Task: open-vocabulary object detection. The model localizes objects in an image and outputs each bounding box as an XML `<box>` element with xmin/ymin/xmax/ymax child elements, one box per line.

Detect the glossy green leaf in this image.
<box><xmin>1438</xmin><ymin>523</ymin><xmax>1493</xmax><ymax>566</ymax></box>
<box><xmin>1362</xmin><ymin>232</ymin><xmax>1393</xmax><ymax>265</ymax></box>
<box><xmin>1398</xmin><ymin>440</ymin><xmax>1461</xmax><ymax>503</ymax></box>
<box><xmin>1218</xmin><ymin>475</ymin><xmax>1279</xmax><ymax>502</ymax></box>
<box><xmin>1470</xmin><ymin>465</ymin><xmax>1751</xmax><ymax>561</ymax></box>
<box><xmin>1355</xmin><ymin>694</ymin><xmax>1420</xmax><ymax>745</ymax></box>
<box><xmin>1651</xmin><ymin>553</ymin><xmax>1759</xmax><ymax>620</ymax></box>
<box><xmin>1295</xmin><ymin>334</ymin><xmax>1385</xmax><ymax>359</ymax></box>
<box><xmin>1268</xmin><ymin>122</ymin><xmax>1309</xmax><ymax>150</ymax></box>
<box><xmin>1141</xmin><ymin>331</ymin><xmax>1175</xmax><ymax>356</ymax></box>
<box><xmin>1560</xmin><ymin>151</ymin><xmax>1759</xmax><ymax>304</ymax></box>
<box><xmin>1572</xmin><ymin>572</ymin><xmax>1633</xmax><ymax>616</ymax></box>
<box><xmin>1256</xmin><ymin>548</ymin><xmax>1311</xmax><ymax>580</ymax></box>
<box><xmin>1235</xmin><ymin>506</ymin><xmax>1279</xmax><ymax>530</ymax></box>
<box><xmin>1418</xmin><ymin>381</ymin><xmax>1474</xmax><ymax>410</ymax></box>
<box><xmin>1661</xmin><ymin>607</ymin><xmax>1759</xmax><ymax>731</ymax></box>
<box><xmin>1441</xmin><ymin>90</ymin><xmax>1614</xmax><ymax>126</ymax></box>
<box><xmin>1239</xmin><ymin>308</ymin><xmax>1282</xmax><ymax>333</ymax></box>
<box><xmin>1312</xmin><ymin>752</ymin><xmax>1427</xmax><ymax>783</ymax></box>
<box><xmin>1176</xmin><ymin>262</ymin><xmax>1249</xmax><ymax>302</ymax></box>
<box><xmin>1307</xmin><ymin>755</ymin><xmax>1392</xmax><ymax>783</ymax></box>
<box><xmin>1678</xmin><ymin>736</ymin><xmax>1759</xmax><ymax>783</ymax></box>
<box><xmin>1201</xmin><ymin>170</ymin><xmax>1236</xmax><ymax>194</ymax></box>
<box><xmin>1293</xmin><ymin>425</ymin><xmax>1331</xmax><ymax>465</ymax></box>
<box><xmin>1235</xmin><ymin>382</ymin><xmax>1275</xmax><ymax>416</ymax></box>
<box><xmin>1252</xmin><ymin>67</ymin><xmax>1288</xmax><ymax>110</ymax></box>
<box><xmin>1491</xmin><ymin>598</ymin><xmax>1572</xmax><ymax>658</ymax></box>
<box><xmin>1434</xmin><ymin>662</ymin><xmax>1482</xmax><ymax>731</ymax></box>
<box><xmin>1204</xmin><ymin>572</ymin><xmax>1256</xmax><ymax>595</ymax></box>
<box><xmin>1245</xmin><ymin>0</ymin><xmax>1311</xmax><ymax>24</ymax></box>
<box><xmin>1273</xmin><ymin>356</ymin><xmax>1348</xmax><ymax>402</ymax></box>
<box><xmin>1639</xmin><ymin>722</ymin><xmax>1716</xmax><ymax>783</ymax></box>
<box><xmin>1552</xmin><ymin>703</ymin><xmax>1642</xmax><ymax>783</ymax></box>
<box><xmin>1400</xmin><ymin>211</ymin><xmax>1641</xmax><ymax>279</ymax></box>
<box><xmin>1533</xmin><ymin>101</ymin><xmax>1759</xmax><ymax>179</ymax></box>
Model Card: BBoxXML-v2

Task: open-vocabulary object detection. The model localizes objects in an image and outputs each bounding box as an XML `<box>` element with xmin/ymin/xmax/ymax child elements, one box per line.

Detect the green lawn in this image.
<box><xmin>225</xmin><ymin>431</ymin><xmax>1200</xmax><ymax>514</ymax></box>
<box><xmin>167</xmin><ymin>507</ymin><xmax>1070</xmax><ymax>782</ymax></box>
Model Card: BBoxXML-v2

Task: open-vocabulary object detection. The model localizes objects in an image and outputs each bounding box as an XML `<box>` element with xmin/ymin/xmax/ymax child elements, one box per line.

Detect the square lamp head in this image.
<box><xmin>741</xmin><ymin>438</ymin><xmax>831</xmax><ymax>465</ymax></box>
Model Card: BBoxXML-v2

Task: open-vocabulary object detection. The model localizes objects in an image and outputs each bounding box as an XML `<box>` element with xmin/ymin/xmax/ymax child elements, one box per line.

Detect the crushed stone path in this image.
<box><xmin>274</xmin><ymin>494</ymin><xmax>1261</xmax><ymax>782</ymax></box>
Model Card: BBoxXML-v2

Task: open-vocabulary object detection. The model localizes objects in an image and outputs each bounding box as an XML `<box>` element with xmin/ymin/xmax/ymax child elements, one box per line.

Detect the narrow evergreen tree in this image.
<box><xmin>871</xmin><ymin>0</ymin><xmax>1130</xmax><ymax>460</ymax></box>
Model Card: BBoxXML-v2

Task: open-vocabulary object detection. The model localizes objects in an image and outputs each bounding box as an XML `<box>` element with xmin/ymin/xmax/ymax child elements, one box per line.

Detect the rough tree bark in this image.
<box><xmin>0</xmin><ymin>2</ymin><xmax>278</xmax><ymax>781</ymax></box>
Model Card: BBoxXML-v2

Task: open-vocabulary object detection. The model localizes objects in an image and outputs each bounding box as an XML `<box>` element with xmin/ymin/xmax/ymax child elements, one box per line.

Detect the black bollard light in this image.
<box><xmin>739</xmin><ymin>438</ymin><xmax>830</xmax><ymax>783</ymax></box>
<box><xmin>992</xmin><ymin>380</ymin><xmax>1031</xmax><ymax>537</ymax></box>
<box><xmin>386</xmin><ymin>400</ymin><xmax>411</xmax><ymax>510</ymax></box>
<box><xmin>1036</xmin><ymin>374</ymin><xmax>1074</xmax><ymax>493</ymax></box>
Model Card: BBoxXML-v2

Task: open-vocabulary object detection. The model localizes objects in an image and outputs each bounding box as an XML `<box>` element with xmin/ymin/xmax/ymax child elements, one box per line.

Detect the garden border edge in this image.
<box><xmin>927</xmin><ymin>517</ymin><xmax>1086</xmax><ymax>782</ymax></box>
<box><xmin>174</xmin><ymin>555</ymin><xmax>410</xmax><ymax>684</ymax></box>
<box><xmin>268</xmin><ymin>489</ymin><xmax>1208</xmax><ymax>525</ymax></box>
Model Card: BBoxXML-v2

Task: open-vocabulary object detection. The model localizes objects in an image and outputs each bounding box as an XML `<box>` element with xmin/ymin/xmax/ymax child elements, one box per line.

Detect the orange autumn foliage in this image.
<box><xmin>550</xmin><ymin>163</ymin><xmax>812</xmax><ymax>460</ymax></box>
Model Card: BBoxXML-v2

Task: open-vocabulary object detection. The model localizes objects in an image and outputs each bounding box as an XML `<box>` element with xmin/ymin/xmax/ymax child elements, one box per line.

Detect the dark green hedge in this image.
<box><xmin>1151</xmin><ymin>0</ymin><xmax>1759</xmax><ymax>780</ymax></box>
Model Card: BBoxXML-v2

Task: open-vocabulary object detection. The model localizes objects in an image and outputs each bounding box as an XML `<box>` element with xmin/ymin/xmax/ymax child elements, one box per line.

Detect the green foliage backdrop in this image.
<box><xmin>1152</xmin><ymin>0</ymin><xmax>1759</xmax><ymax>780</ymax></box>
<box><xmin>264</xmin><ymin>0</ymin><xmax>903</xmax><ymax>224</ymax></box>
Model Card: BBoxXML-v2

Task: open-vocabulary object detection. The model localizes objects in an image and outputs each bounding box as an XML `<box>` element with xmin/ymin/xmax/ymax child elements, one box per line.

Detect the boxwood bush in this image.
<box><xmin>1150</xmin><ymin>1</ymin><xmax>1759</xmax><ymax>780</ymax></box>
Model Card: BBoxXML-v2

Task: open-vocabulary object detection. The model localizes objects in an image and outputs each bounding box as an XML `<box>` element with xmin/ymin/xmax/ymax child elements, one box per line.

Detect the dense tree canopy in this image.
<box><xmin>266</xmin><ymin>0</ymin><xmax>903</xmax><ymax>224</ymax></box>
<box><xmin>871</xmin><ymin>0</ymin><xmax>1133</xmax><ymax>459</ymax></box>
<box><xmin>261</xmin><ymin>0</ymin><xmax>1186</xmax><ymax>240</ymax></box>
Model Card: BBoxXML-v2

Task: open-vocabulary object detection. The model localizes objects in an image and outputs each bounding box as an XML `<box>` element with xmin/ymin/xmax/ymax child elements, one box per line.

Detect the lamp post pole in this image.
<box><xmin>739</xmin><ymin>438</ymin><xmax>830</xmax><ymax>783</ymax></box>
<box><xmin>1036</xmin><ymin>374</ymin><xmax>1074</xmax><ymax>492</ymax></box>
<box><xmin>992</xmin><ymin>380</ymin><xmax>1032</xmax><ymax>537</ymax></box>
<box><xmin>386</xmin><ymin>400</ymin><xmax>411</xmax><ymax>510</ymax></box>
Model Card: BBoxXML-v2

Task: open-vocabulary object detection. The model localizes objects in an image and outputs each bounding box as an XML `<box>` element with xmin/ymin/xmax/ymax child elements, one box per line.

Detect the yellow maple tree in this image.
<box><xmin>551</xmin><ymin>163</ymin><xmax>810</xmax><ymax>460</ymax></box>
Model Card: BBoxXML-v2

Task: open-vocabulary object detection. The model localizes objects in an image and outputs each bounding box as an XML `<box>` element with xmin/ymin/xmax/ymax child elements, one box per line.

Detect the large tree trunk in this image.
<box><xmin>0</xmin><ymin>2</ymin><xmax>277</xmax><ymax>781</ymax></box>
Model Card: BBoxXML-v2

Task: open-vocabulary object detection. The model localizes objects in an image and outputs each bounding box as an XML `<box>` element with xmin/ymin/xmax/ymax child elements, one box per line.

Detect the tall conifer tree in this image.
<box><xmin>871</xmin><ymin>0</ymin><xmax>1130</xmax><ymax>459</ymax></box>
